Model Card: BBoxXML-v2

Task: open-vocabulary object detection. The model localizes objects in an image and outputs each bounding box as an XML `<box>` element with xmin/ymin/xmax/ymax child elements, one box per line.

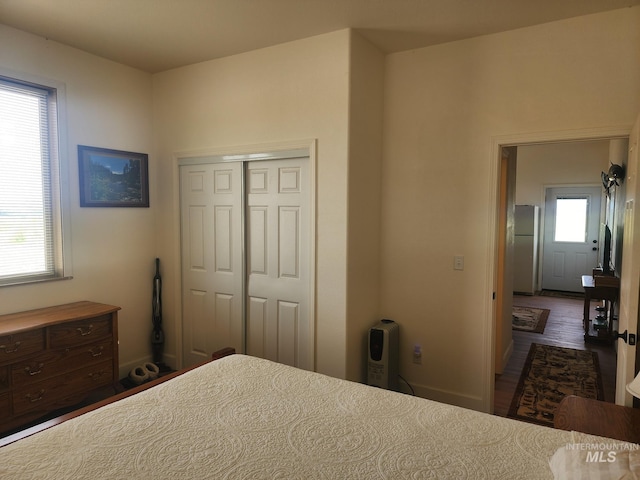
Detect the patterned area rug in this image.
<box><xmin>508</xmin><ymin>343</ymin><xmax>604</xmax><ymax>427</ymax></box>
<box><xmin>512</xmin><ymin>306</ymin><xmax>549</xmax><ymax>334</ymax></box>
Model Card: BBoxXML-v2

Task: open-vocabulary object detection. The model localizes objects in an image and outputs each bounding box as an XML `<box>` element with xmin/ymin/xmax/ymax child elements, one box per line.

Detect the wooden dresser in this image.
<box><xmin>555</xmin><ymin>395</ymin><xmax>640</xmax><ymax>444</ymax></box>
<box><xmin>0</xmin><ymin>301</ymin><xmax>120</xmax><ymax>433</ymax></box>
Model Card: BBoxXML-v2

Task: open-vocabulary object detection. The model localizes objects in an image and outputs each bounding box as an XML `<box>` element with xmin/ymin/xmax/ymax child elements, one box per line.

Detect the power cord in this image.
<box><xmin>398</xmin><ymin>375</ymin><xmax>415</xmax><ymax>395</ymax></box>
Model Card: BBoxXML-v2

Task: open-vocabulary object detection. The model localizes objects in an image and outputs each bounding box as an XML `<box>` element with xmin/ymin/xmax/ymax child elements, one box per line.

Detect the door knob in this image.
<box><xmin>614</xmin><ymin>330</ymin><xmax>637</xmax><ymax>345</ymax></box>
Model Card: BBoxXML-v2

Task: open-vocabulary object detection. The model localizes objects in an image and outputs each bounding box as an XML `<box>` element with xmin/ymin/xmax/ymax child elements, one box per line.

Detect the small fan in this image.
<box><xmin>607</xmin><ymin>163</ymin><xmax>625</xmax><ymax>187</ymax></box>
<box><xmin>601</xmin><ymin>163</ymin><xmax>625</xmax><ymax>192</ymax></box>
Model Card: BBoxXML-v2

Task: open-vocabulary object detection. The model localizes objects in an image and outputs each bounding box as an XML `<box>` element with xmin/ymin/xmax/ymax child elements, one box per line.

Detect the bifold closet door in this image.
<box><xmin>180</xmin><ymin>162</ymin><xmax>244</xmax><ymax>366</ymax></box>
<box><xmin>246</xmin><ymin>158</ymin><xmax>312</xmax><ymax>370</ymax></box>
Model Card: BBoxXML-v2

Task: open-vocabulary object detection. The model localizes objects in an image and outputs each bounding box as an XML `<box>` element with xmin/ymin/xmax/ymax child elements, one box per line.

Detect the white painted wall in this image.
<box><xmin>151</xmin><ymin>30</ymin><xmax>352</xmax><ymax>378</ymax></box>
<box><xmin>516</xmin><ymin>140</ymin><xmax>611</xmax><ymax>206</ymax></box>
<box><xmin>380</xmin><ymin>7</ymin><xmax>640</xmax><ymax>410</ymax></box>
<box><xmin>345</xmin><ymin>32</ymin><xmax>385</xmax><ymax>382</ymax></box>
<box><xmin>0</xmin><ymin>25</ymin><xmax>155</xmax><ymax>378</ymax></box>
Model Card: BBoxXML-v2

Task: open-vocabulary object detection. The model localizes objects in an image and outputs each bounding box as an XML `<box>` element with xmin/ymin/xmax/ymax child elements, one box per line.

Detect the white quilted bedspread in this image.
<box><xmin>0</xmin><ymin>355</ymin><xmax>632</xmax><ymax>479</ymax></box>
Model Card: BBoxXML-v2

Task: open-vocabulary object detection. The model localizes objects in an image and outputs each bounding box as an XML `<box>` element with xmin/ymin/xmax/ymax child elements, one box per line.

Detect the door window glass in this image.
<box><xmin>554</xmin><ymin>197</ymin><xmax>588</xmax><ymax>242</ymax></box>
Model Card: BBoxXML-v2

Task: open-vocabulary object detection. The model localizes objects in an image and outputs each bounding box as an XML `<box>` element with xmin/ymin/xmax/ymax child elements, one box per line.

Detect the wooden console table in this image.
<box><xmin>555</xmin><ymin>395</ymin><xmax>640</xmax><ymax>444</ymax></box>
<box><xmin>581</xmin><ymin>275</ymin><xmax>619</xmax><ymax>343</ymax></box>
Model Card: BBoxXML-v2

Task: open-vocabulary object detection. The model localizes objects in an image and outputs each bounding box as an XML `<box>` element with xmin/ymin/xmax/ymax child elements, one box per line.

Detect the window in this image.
<box><xmin>0</xmin><ymin>75</ymin><xmax>69</xmax><ymax>286</ymax></box>
<box><xmin>554</xmin><ymin>197</ymin><xmax>588</xmax><ymax>243</ymax></box>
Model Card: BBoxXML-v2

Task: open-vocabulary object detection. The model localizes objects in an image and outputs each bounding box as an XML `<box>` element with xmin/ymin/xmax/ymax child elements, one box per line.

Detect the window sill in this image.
<box><xmin>0</xmin><ymin>275</ymin><xmax>74</xmax><ymax>288</ymax></box>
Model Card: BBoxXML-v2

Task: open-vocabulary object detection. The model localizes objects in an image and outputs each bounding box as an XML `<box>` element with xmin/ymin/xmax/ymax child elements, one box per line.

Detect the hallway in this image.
<box><xmin>494</xmin><ymin>293</ymin><xmax>617</xmax><ymax>417</ymax></box>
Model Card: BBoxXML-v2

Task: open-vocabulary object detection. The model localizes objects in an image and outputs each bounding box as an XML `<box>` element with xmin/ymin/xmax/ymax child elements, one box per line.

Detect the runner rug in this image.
<box><xmin>512</xmin><ymin>306</ymin><xmax>550</xmax><ymax>334</ymax></box>
<box><xmin>507</xmin><ymin>343</ymin><xmax>604</xmax><ymax>427</ymax></box>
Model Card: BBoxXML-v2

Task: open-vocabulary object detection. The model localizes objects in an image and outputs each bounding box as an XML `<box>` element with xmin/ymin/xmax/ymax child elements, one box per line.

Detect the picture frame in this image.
<box><xmin>78</xmin><ymin>145</ymin><xmax>149</xmax><ymax>207</ymax></box>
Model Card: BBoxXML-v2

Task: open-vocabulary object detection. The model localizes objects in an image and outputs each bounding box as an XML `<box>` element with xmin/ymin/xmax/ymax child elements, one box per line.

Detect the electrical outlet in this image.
<box><xmin>413</xmin><ymin>344</ymin><xmax>422</xmax><ymax>364</ymax></box>
<box><xmin>454</xmin><ymin>255</ymin><xmax>464</xmax><ymax>271</ymax></box>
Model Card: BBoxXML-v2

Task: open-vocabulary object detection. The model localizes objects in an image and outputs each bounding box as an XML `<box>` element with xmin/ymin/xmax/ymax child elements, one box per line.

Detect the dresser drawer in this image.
<box><xmin>11</xmin><ymin>340</ymin><xmax>114</xmax><ymax>387</ymax></box>
<box><xmin>0</xmin><ymin>393</ymin><xmax>9</xmax><ymax>420</ymax></box>
<box><xmin>0</xmin><ymin>329</ymin><xmax>45</xmax><ymax>366</ymax></box>
<box><xmin>12</xmin><ymin>360</ymin><xmax>114</xmax><ymax>416</ymax></box>
<box><xmin>49</xmin><ymin>315</ymin><xmax>112</xmax><ymax>348</ymax></box>
<box><xmin>0</xmin><ymin>366</ymin><xmax>8</xmax><ymax>391</ymax></box>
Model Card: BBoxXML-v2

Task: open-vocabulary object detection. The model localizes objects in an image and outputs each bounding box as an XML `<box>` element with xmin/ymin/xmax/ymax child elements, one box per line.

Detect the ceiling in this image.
<box><xmin>1</xmin><ymin>0</ymin><xmax>638</xmax><ymax>73</ymax></box>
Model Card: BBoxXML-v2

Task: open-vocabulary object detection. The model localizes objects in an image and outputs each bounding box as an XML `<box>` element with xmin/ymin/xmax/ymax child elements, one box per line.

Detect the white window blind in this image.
<box><xmin>0</xmin><ymin>77</ymin><xmax>63</xmax><ymax>285</ymax></box>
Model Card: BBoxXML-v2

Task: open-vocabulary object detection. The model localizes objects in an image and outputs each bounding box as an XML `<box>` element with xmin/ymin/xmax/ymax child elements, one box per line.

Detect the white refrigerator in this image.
<box><xmin>513</xmin><ymin>205</ymin><xmax>539</xmax><ymax>295</ymax></box>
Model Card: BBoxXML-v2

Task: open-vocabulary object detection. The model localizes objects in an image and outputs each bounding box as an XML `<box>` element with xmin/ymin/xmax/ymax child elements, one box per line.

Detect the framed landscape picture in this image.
<box><xmin>78</xmin><ymin>145</ymin><xmax>149</xmax><ymax>207</ymax></box>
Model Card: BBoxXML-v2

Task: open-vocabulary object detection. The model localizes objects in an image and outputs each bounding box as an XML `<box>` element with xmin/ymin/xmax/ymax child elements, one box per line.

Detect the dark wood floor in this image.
<box><xmin>494</xmin><ymin>293</ymin><xmax>617</xmax><ymax>417</ymax></box>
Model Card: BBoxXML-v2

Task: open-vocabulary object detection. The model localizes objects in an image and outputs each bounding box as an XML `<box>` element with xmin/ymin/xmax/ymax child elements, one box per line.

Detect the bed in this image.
<box><xmin>0</xmin><ymin>354</ymin><xmax>638</xmax><ymax>479</ymax></box>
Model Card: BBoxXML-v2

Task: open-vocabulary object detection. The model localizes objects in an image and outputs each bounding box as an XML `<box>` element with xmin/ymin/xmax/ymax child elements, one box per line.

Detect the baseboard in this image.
<box><xmin>409</xmin><ymin>383</ymin><xmax>486</xmax><ymax>412</ymax></box>
<box><xmin>500</xmin><ymin>339</ymin><xmax>514</xmax><ymax>374</ymax></box>
<box><xmin>118</xmin><ymin>352</ymin><xmax>176</xmax><ymax>380</ymax></box>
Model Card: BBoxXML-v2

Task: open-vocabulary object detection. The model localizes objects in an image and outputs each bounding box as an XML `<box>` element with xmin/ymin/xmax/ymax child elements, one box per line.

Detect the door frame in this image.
<box><xmin>172</xmin><ymin>139</ymin><xmax>317</xmax><ymax>370</ymax></box>
<box><xmin>487</xmin><ymin>126</ymin><xmax>630</xmax><ymax>412</ymax></box>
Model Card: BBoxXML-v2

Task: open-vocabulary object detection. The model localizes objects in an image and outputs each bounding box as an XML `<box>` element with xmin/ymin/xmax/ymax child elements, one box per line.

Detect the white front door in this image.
<box><xmin>541</xmin><ymin>186</ymin><xmax>602</xmax><ymax>292</ymax></box>
<box><xmin>616</xmin><ymin>112</ymin><xmax>640</xmax><ymax>405</ymax></box>
<box><xmin>180</xmin><ymin>155</ymin><xmax>313</xmax><ymax>370</ymax></box>
<box><xmin>246</xmin><ymin>159</ymin><xmax>312</xmax><ymax>369</ymax></box>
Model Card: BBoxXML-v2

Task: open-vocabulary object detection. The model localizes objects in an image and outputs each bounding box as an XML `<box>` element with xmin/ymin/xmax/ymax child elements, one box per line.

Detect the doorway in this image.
<box><xmin>493</xmin><ymin>137</ymin><xmax>626</xmax><ymax>413</ymax></box>
<box><xmin>178</xmin><ymin>147</ymin><xmax>314</xmax><ymax>370</ymax></box>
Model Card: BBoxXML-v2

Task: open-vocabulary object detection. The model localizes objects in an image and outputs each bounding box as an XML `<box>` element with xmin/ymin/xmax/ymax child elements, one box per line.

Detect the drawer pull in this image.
<box><xmin>0</xmin><ymin>341</ymin><xmax>21</xmax><ymax>354</ymax></box>
<box><xmin>76</xmin><ymin>325</ymin><xmax>94</xmax><ymax>336</ymax></box>
<box><xmin>26</xmin><ymin>389</ymin><xmax>45</xmax><ymax>403</ymax></box>
<box><xmin>25</xmin><ymin>363</ymin><xmax>45</xmax><ymax>376</ymax></box>
<box><xmin>88</xmin><ymin>370</ymin><xmax>108</xmax><ymax>381</ymax></box>
<box><xmin>89</xmin><ymin>346</ymin><xmax>104</xmax><ymax>357</ymax></box>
